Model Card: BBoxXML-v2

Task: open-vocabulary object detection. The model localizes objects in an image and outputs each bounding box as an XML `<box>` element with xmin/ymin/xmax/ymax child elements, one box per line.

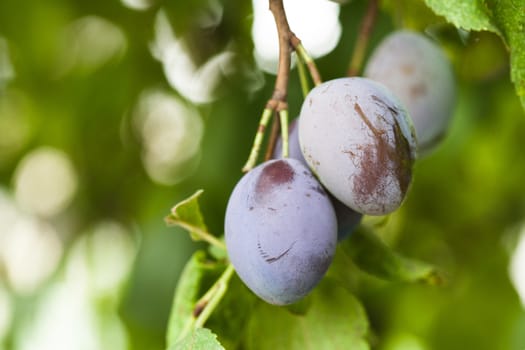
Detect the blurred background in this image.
<box><xmin>0</xmin><ymin>0</ymin><xmax>524</xmax><ymax>349</ymax></box>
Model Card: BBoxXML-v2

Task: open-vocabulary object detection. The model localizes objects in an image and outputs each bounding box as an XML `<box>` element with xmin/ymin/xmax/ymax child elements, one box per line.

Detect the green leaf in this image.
<box><xmin>166</xmin><ymin>251</ymin><xmax>224</xmax><ymax>347</ymax></box>
<box><xmin>170</xmin><ymin>328</ymin><xmax>225</xmax><ymax>350</ymax></box>
<box><xmin>424</xmin><ymin>0</ymin><xmax>525</xmax><ymax>109</ymax></box>
<box><xmin>487</xmin><ymin>0</ymin><xmax>525</xmax><ymax>110</ymax></box>
<box><xmin>165</xmin><ymin>190</ymin><xmax>225</xmax><ymax>249</ymax></box>
<box><xmin>423</xmin><ymin>0</ymin><xmax>498</xmax><ymax>32</ymax></box>
<box><xmin>343</xmin><ymin>227</ymin><xmax>444</xmax><ymax>285</ymax></box>
<box><xmin>205</xmin><ymin>275</ymin><xmax>257</xmax><ymax>349</ymax></box>
<box><xmin>208</xmin><ymin>243</ymin><xmax>228</xmax><ymax>261</ymax></box>
<box><xmin>166</xmin><ymin>189</ymin><xmax>207</xmax><ymax>239</ymax></box>
<box><xmin>244</xmin><ymin>280</ymin><xmax>369</xmax><ymax>350</ymax></box>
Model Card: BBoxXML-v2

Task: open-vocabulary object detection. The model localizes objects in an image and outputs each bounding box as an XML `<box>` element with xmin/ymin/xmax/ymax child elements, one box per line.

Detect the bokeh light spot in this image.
<box><xmin>384</xmin><ymin>332</ymin><xmax>428</xmax><ymax>350</ymax></box>
<box><xmin>55</xmin><ymin>16</ymin><xmax>127</xmax><ymax>76</ymax></box>
<box><xmin>2</xmin><ymin>215</ymin><xmax>63</xmax><ymax>295</ymax></box>
<box><xmin>0</xmin><ymin>89</ymin><xmax>32</xmax><ymax>166</ymax></box>
<box><xmin>14</xmin><ymin>220</ymin><xmax>135</xmax><ymax>350</ymax></box>
<box><xmin>197</xmin><ymin>0</ymin><xmax>224</xmax><ymax>28</ymax></box>
<box><xmin>16</xmin><ymin>272</ymin><xmax>128</xmax><ymax>350</ymax></box>
<box><xmin>151</xmin><ymin>10</ymin><xmax>235</xmax><ymax>104</ymax></box>
<box><xmin>251</xmin><ymin>0</ymin><xmax>341</xmax><ymax>73</ymax></box>
<box><xmin>0</xmin><ymin>37</ymin><xmax>15</xmax><ymax>87</ymax></box>
<box><xmin>120</xmin><ymin>0</ymin><xmax>154</xmax><ymax>11</ymax></box>
<box><xmin>0</xmin><ymin>286</ymin><xmax>12</xmax><ymax>343</ymax></box>
<box><xmin>510</xmin><ymin>226</ymin><xmax>525</xmax><ymax>308</ymax></box>
<box><xmin>14</xmin><ymin>147</ymin><xmax>78</xmax><ymax>217</ymax></box>
<box><xmin>133</xmin><ymin>89</ymin><xmax>204</xmax><ymax>185</ymax></box>
<box><xmin>79</xmin><ymin>221</ymin><xmax>136</xmax><ymax>296</ymax></box>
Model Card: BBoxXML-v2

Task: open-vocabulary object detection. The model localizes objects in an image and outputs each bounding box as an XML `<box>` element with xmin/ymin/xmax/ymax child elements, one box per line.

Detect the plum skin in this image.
<box><xmin>298</xmin><ymin>77</ymin><xmax>417</xmax><ymax>216</ymax></box>
<box><xmin>364</xmin><ymin>30</ymin><xmax>455</xmax><ymax>154</ymax></box>
<box><xmin>224</xmin><ymin>158</ymin><xmax>337</xmax><ymax>305</ymax></box>
<box><xmin>273</xmin><ymin>118</ymin><xmax>362</xmax><ymax>240</ymax></box>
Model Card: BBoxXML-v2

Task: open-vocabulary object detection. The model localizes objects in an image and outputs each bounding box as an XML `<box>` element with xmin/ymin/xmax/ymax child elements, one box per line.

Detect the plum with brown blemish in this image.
<box><xmin>299</xmin><ymin>77</ymin><xmax>417</xmax><ymax>215</ymax></box>
<box><xmin>364</xmin><ymin>30</ymin><xmax>455</xmax><ymax>154</ymax></box>
<box><xmin>273</xmin><ymin>118</ymin><xmax>363</xmax><ymax>240</ymax></box>
<box><xmin>224</xmin><ymin>158</ymin><xmax>337</xmax><ymax>305</ymax></box>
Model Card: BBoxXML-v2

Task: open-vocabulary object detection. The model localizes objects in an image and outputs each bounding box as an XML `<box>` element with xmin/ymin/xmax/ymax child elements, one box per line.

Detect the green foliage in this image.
<box><xmin>164</xmin><ymin>190</ymin><xmax>237</xmax><ymax>349</ymax></box>
<box><xmin>166</xmin><ymin>191</ymin><xmax>447</xmax><ymax>349</ymax></box>
<box><xmin>423</xmin><ymin>0</ymin><xmax>498</xmax><ymax>31</ymax></box>
<box><xmin>343</xmin><ymin>226</ymin><xmax>443</xmax><ymax>284</ymax></box>
<box><xmin>489</xmin><ymin>0</ymin><xmax>525</xmax><ymax>109</ymax></box>
<box><xmin>244</xmin><ymin>281</ymin><xmax>369</xmax><ymax>350</ymax></box>
<box><xmin>1</xmin><ymin>0</ymin><xmax>525</xmax><ymax>349</ymax></box>
<box><xmin>170</xmin><ymin>328</ymin><xmax>224</xmax><ymax>350</ymax></box>
<box><xmin>166</xmin><ymin>190</ymin><xmax>208</xmax><ymax>240</ymax></box>
<box><xmin>168</xmin><ymin>190</ymin><xmax>207</xmax><ymax>229</ymax></box>
<box><xmin>204</xmin><ymin>275</ymin><xmax>257</xmax><ymax>349</ymax></box>
<box><xmin>161</xmin><ymin>1</ymin><xmax>525</xmax><ymax>348</ymax></box>
<box><xmin>166</xmin><ymin>191</ymin><xmax>376</xmax><ymax>349</ymax></box>
<box><xmin>166</xmin><ymin>189</ymin><xmax>225</xmax><ymax>249</ymax></box>
<box><xmin>424</xmin><ymin>0</ymin><xmax>525</xmax><ymax>109</ymax></box>
<box><xmin>166</xmin><ymin>251</ymin><xmax>224</xmax><ymax>346</ymax></box>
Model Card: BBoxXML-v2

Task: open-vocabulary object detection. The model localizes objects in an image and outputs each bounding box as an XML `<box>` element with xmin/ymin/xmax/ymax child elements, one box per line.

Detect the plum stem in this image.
<box><xmin>242</xmin><ymin>108</ymin><xmax>274</xmax><ymax>171</ymax></box>
<box><xmin>194</xmin><ymin>263</ymin><xmax>235</xmax><ymax>329</ymax></box>
<box><xmin>176</xmin><ymin>263</ymin><xmax>235</xmax><ymax>342</ymax></box>
<box><xmin>295</xmin><ymin>42</ymin><xmax>322</xmax><ymax>86</ymax></box>
<box><xmin>269</xmin><ymin>0</ymin><xmax>292</xmax><ymax>108</ymax></box>
<box><xmin>347</xmin><ymin>0</ymin><xmax>379</xmax><ymax>76</ymax></box>
<box><xmin>243</xmin><ymin>0</ymin><xmax>321</xmax><ymax>171</ymax></box>
<box><xmin>296</xmin><ymin>52</ymin><xmax>310</xmax><ymax>97</ymax></box>
<box><xmin>263</xmin><ymin>113</ymin><xmax>281</xmax><ymax>161</ymax></box>
<box><xmin>279</xmin><ymin>109</ymin><xmax>289</xmax><ymax>157</ymax></box>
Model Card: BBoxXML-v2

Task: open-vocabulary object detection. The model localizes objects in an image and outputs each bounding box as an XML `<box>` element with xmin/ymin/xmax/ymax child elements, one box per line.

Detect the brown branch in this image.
<box><xmin>261</xmin><ymin>0</ymin><xmax>294</xmax><ymax>161</ymax></box>
<box><xmin>347</xmin><ymin>0</ymin><xmax>379</xmax><ymax>76</ymax></box>
<box><xmin>269</xmin><ymin>0</ymin><xmax>293</xmax><ymax>111</ymax></box>
<box><xmin>245</xmin><ymin>0</ymin><xmax>319</xmax><ymax>170</ymax></box>
<box><xmin>243</xmin><ymin>1</ymin><xmax>296</xmax><ymax>171</ymax></box>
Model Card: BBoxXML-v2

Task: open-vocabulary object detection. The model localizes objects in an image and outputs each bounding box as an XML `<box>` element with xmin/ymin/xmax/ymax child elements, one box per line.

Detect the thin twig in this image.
<box><xmin>177</xmin><ymin>263</ymin><xmax>235</xmax><ymax>342</ymax></box>
<box><xmin>269</xmin><ymin>0</ymin><xmax>293</xmax><ymax>112</ymax></box>
<box><xmin>347</xmin><ymin>0</ymin><xmax>379</xmax><ymax>76</ymax></box>
<box><xmin>264</xmin><ymin>112</ymin><xmax>281</xmax><ymax>161</ymax></box>
<box><xmin>243</xmin><ymin>0</ymin><xmax>323</xmax><ymax>171</ymax></box>
<box><xmin>243</xmin><ymin>0</ymin><xmax>294</xmax><ymax>172</ymax></box>
<box><xmin>294</xmin><ymin>41</ymin><xmax>322</xmax><ymax>86</ymax></box>
<box><xmin>242</xmin><ymin>108</ymin><xmax>274</xmax><ymax>171</ymax></box>
<box><xmin>296</xmin><ymin>52</ymin><xmax>310</xmax><ymax>98</ymax></box>
<box><xmin>278</xmin><ymin>109</ymin><xmax>289</xmax><ymax>157</ymax></box>
<box><xmin>165</xmin><ymin>218</ymin><xmax>226</xmax><ymax>250</ymax></box>
<box><xmin>194</xmin><ymin>264</ymin><xmax>235</xmax><ymax>328</ymax></box>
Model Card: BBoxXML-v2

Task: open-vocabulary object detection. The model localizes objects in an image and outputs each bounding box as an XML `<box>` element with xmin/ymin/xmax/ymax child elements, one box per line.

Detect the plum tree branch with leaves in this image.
<box><xmin>162</xmin><ymin>0</ymin><xmax>523</xmax><ymax>347</ymax></box>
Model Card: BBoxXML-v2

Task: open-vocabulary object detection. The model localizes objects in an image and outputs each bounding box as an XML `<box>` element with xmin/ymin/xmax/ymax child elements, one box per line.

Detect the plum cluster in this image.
<box><xmin>225</xmin><ymin>30</ymin><xmax>455</xmax><ymax>305</ymax></box>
